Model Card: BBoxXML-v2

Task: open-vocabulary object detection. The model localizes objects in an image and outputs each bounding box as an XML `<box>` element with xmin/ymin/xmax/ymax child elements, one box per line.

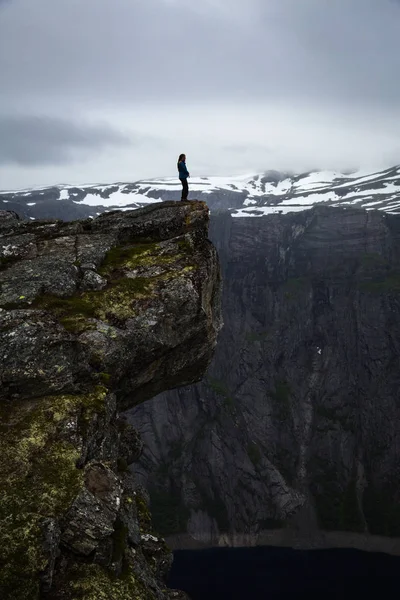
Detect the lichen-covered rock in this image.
<box><xmin>0</xmin><ymin>201</ymin><xmax>221</xmax><ymax>599</ymax></box>
<box><xmin>61</xmin><ymin>463</ymin><xmax>123</xmax><ymax>556</ymax></box>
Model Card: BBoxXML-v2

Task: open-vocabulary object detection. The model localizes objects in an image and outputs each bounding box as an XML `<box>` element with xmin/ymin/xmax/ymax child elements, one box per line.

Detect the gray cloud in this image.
<box><xmin>0</xmin><ymin>0</ymin><xmax>400</xmax><ymax>187</ymax></box>
<box><xmin>0</xmin><ymin>115</ymin><xmax>130</xmax><ymax>166</ymax></box>
<box><xmin>1</xmin><ymin>0</ymin><xmax>399</xmax><ymax>107</ymax></box>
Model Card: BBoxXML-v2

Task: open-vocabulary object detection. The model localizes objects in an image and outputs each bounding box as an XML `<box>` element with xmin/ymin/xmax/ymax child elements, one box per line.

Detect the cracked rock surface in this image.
<box><xmin>0</xmin><ymin>202</ymin><xmax>221</xmax><ymax>599</ymax></box>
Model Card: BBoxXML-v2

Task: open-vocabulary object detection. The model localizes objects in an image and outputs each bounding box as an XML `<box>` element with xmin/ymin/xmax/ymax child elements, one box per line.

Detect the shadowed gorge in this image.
<box><xmin>0</xmin><ymin>201</ymin><xmax>222</xmax><ymax>599</ymax></box>
<box><xmin>130</xmin><ymin>206</ymin><xmax>400</xmax><ymax>554</ymax></box>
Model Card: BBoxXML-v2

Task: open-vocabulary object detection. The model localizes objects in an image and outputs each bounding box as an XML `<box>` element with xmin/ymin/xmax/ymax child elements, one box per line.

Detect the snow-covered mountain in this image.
<box><xmin>1</xmin><ymin>165</ymin><xmax>400</xmax><ymax>221</ymax></box>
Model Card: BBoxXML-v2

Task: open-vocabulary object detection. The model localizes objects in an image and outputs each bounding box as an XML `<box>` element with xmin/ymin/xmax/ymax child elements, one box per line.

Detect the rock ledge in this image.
<box><xmin>0</xmin><ymin>201</ymin><xmax>222</xmax><ymax>599</ymax></box>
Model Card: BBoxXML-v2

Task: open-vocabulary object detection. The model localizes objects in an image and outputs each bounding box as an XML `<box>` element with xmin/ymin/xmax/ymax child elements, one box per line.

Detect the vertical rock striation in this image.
<box><xmin>130</xmin><ymin>207</ymin><xmax>400</xmax><ymax>553</ymax></box>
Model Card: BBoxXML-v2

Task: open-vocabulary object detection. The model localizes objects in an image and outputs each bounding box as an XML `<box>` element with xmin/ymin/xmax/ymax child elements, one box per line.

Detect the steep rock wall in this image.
<box><xmin>130</xmin><ymin>207</ymin><xmax>400</xmax><ymax>552</ymax></box>
<box><xmin>0</xmin><ymin>202</ymin><xmax>221</xmax><ymax>599</ymax></box>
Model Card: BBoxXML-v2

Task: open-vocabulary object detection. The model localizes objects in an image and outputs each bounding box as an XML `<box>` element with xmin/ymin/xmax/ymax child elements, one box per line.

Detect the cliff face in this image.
<box><xmin>130</xmin><ymin>207</ymin><xmax>400</xmax><ymax>551</ymax></box>
<box><xmin>0</xmin><ymin>202</ymin><xmax>221</xmax><ymax>599</ymax></box>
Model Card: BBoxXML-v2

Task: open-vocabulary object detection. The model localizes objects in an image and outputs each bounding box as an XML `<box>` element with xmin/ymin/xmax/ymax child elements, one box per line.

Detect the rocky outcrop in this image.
<box><xmin>0</xmin><ymin>202</ymin><xmax>222</xmax><ymax>599</ymax></box>
<box><xmin>130</xmin><ymin>206</ymin><xmax>400</xmax><ymax>552</ymax></box>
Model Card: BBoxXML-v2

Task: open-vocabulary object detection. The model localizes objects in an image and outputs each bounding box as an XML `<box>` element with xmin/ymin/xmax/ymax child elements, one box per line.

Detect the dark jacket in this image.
<box><xmin>178</xmin><ymin>161</ymin><xmax>189</xmax><ymax>180</ymax></box>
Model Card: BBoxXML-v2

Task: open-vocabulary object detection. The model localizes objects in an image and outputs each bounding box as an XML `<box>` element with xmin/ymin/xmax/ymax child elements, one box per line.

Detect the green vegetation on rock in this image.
<box><xmin>0</xmin><ymin>387</ymin><xmax>108</xmax><ymax>599</ymax></box>
<box><xmin>33</xmin><ymin>238</ymin><xmax>196</xmax><ymax>332</ymax></box>
<box><xmin>34</xmin><ymin>277</ymin><xmax>152</xmax><ymax>329</ymax></box>
<box><xmin>99</xmin><ymin>243</ymin><xmax>162</xmax><ymax>275</ymax></box>
<box><xmin>59</xmin><ymin>560</ymin><xmax>156</xmax><ymax>600</ymax></box>
<box><xmin>99</xmin><ymin>372</ymin><xmax>112</xmax><ymax>385</ymax></box>
<box><xmin>0</xmin><ymin>202</ymin><xmax>220</xmax><ymax>599</ymax></box>
<box><xmin>177</xmin><ymin>238</ymin><xmax>194</xmax><ymax>254</ymax></box>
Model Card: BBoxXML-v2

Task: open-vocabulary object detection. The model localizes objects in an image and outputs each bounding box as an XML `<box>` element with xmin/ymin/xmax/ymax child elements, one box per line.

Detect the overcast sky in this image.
<box><xmin>1</xmin><ymin>0</ymin><xmax>400</xmax><ymax>189</ymax></box>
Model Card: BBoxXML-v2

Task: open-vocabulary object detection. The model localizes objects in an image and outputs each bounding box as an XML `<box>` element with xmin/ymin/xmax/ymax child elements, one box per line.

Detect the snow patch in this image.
<box><xmin>281</xmin><ymin>191</ymin><xmax>339</xmax><ymax>206</ymax></box>
<box><xmin>59</xmin><ymin>189</ymin><xmax>69</xmax><ymax>200</ymax></box>
<box><xmin>74</xmin><ymin>190</ymin><xmax>160</xmax><ymax>207</ymax></box>
<box><xmin>232</xmin><ymin>205</ymin><xmax>311</xmax><ymax>217</ymax></box>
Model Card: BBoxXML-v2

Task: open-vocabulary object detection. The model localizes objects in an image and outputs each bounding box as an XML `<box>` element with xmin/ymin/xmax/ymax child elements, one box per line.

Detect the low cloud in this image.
<box><xmin>0</xmin><ymin>115</ymin><xmax>130</xmax><ymax>166</ymax></box>
<box><xmin>1</xmin><ymin>0</ymin><xmax>400</xmax><ymax>187</ymax></box>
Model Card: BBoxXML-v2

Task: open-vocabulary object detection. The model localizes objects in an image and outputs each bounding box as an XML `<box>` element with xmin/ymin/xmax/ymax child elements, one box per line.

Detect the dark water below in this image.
<box><xmin>167</xmin><ymin>546</ymin><xmax>400</xmax><ymax>599</ymax></box>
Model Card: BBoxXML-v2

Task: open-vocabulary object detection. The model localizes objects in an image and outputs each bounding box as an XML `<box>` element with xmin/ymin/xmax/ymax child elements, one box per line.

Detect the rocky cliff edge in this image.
<box><xmin>0</xmin><ymin>201</ymin><xmax>222</xmax><ymax>599</ymax></box>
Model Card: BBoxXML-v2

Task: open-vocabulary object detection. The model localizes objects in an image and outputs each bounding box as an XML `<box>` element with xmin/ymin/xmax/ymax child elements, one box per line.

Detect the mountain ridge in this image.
<box><xmin>2</xmin><ymin>165</ymin><xmax>400</xmax><ymax>221</ymax></box>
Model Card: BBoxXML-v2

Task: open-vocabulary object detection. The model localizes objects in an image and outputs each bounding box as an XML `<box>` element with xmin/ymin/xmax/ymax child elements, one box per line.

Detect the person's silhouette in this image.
<box><xmin>177</xmin><ymin>153</ymin><xmax>190</xmax><ymax>201</ymax></box>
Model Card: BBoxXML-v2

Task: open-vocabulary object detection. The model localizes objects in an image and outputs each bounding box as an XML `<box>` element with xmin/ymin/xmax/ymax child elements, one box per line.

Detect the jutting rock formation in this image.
<box><xmin>0</xmin><ymin>201</ymin><xmax>222</xmax><ymax>599</ymax></box>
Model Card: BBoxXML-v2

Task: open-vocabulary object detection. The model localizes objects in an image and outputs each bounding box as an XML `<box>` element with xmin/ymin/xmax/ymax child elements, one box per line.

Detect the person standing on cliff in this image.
<box><xmin>177</xmin><ymin>153</ymin><xmax>190</xmax><ymax>201</ymax></box>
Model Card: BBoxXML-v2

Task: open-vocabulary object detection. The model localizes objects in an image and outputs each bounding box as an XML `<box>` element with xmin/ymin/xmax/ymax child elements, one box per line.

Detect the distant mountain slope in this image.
<box><xmin>1</xmin><ymin>165</ymin><xmax>400</xmax><ymax>221</ymax></box>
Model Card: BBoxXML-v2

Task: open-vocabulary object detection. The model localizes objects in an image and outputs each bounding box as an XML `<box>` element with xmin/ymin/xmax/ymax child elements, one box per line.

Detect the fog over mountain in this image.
<box><xmin>1</xmin><ymin>0</ymin><xmax>400</xmax><ymax>188</ymax></box>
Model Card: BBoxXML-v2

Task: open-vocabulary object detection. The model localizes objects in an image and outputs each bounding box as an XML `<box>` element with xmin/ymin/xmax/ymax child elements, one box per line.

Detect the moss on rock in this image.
<box><xmin>0</xmin><ymin>387</ymin><xmax>108</xmax><ymax>598</ymax></box>
<box><xmin>33</xmin><ymin>237</ymin><xmax>197</xmax><ymax>333</ymax></box>
<box><xmin>99</xmin><ymin>243</ymin><xmax>162</xmax><ymax>275</ymax></box>
<box><xmin>59</xmin><ymin>559</ymin><xmax>156</xmax><ymax>600</ymax></box>
<box><xmin>0</xmin><ymin>202</ymin><xmax>220</xmax><ymax>600</ymax></box>
<box><xmin>33</xmin><ymin>277</ymin><xmax>151</xmax><ymax>329</ymax></box>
